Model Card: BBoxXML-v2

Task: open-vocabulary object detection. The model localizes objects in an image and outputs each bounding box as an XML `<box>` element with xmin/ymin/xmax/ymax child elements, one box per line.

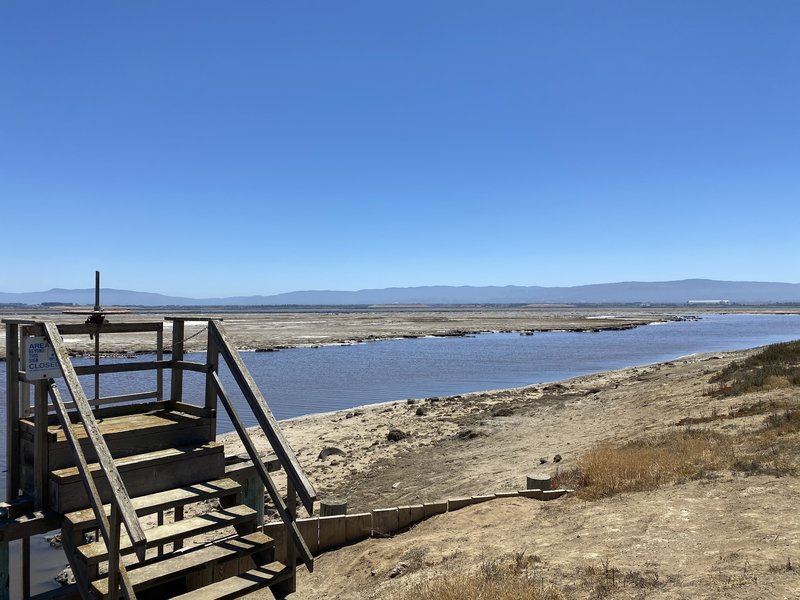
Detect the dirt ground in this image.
<box><xmin>228</xmin><ymin>349</ymin><xmax>800</xmax><ymax>599</ymax></box>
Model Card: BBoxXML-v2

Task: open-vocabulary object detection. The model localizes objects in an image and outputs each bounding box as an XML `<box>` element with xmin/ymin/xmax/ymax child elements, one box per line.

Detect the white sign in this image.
<box><xmin>23</xmin><ymin>336</ymin><xmax>61</xmax><ymax>380</ymax></box>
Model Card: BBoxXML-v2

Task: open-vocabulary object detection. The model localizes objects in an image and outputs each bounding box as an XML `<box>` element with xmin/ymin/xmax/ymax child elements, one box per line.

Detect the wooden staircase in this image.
<box><xmin>2</xmin><ymin>317</ymin><xmax>316</xmax><ymax>600</ymax></box>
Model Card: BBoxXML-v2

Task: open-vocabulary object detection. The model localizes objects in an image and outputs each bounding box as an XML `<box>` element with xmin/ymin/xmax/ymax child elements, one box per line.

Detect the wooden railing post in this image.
<box><xmin>4</xmin><ymin>323</ymin><xmax>20</xmax><ymax>502</ymax></box>
<box><xmin>170</xmin><ymin>319</ymin><xmax>185</xmax><ymax>407</ymax></box>
<box><xmin>205</xmin><ymin>329</ymin><xmax>219</xmax><ymax>422</ymax></box>
<box><xmin>284</xmin><ymin>480</ymin><xmax>298</xmax><ymax>593</ymax></box>
<box><xmin>156</xmin><ymin>324</ymin><xmax>164</xmax><ymax>402</ymax></box>
<box><xmin>33</xmin><ymin>379</ymin><xmax>49</xmax><ymax>511</ymax></box>
<box><xmin>108</xmin><ymin>503</ymin><xmax>121</xmax><ymax>600</ymax></box>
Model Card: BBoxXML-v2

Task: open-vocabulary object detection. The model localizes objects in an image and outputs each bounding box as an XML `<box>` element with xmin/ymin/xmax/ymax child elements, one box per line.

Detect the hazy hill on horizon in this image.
<box><xmin>2</xmin><ymin>279</ymin><xmax>800</xmax><ymax>307</ymax></box>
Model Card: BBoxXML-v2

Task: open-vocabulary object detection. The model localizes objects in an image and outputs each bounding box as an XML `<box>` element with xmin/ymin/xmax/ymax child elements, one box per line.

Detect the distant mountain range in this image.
<box><xmin>2</xmin><ymin>279</ymin><xmax>800</xmax><ymax>307</ymax></box>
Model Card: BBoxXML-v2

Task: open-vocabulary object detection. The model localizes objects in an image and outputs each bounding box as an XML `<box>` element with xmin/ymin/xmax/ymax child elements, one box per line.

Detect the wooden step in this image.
<box><xmin>91</xmin><ymin>532</ymin><xmax>275</xmax><ymax>598</ymax></box>
<box><xmin>64</xmin><ymin>478</ymin><xmax>241</xmax><ymax>532</ymax></box>
<box><xmin>49</xmin><ymin>442</ymin><xmax>225</xmax><ymax>513</ymax></box>
<box><xmin>77</xmin><ymin>505</ymin><xmax>257</xmax><ymax>566</ymax></box>
<box><xmin>171</xmin><ymin>562</ymin><xmax>289</xmax><ymax>600</ymax></box>
<box><xmin>20</xmin><ymin>408</ymin><xmax>214</xmax><ymax>474</ymax></box>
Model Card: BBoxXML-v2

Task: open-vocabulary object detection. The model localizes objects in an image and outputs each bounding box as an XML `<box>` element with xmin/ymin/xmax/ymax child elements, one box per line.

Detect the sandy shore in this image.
<box><xmin>223</xmin><ymin>346</ymin><xmax>800</xmax><ymax>599</ymax></box>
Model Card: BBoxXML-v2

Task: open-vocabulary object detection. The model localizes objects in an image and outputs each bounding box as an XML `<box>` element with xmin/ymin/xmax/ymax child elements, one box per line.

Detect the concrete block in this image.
<box><xmin>297</xmin><ymin>517</ymin><xmax>319</xmax><ymax>555</ymax></box>
<box><xmin>318</xmin><ymin>515</ymin><xmax>347</xmax><ymax>552</ymax></box>
<box><xmin>526</xmin><ymin>473</ymin><xmax>552</xmax><ymax>491</ymax></box>
<box><xmin>518</xmin><ymin>489</ymin><xmax>545</xmax><ymax>500</ymax></box>
<box><xmin>345</xmin><ymin>512</ymin><xmax>372</xmax><ymax>544</ymax></box>
<box><xmin>372</xmin><ymin>507</ymin><xmax>399</xmax><ymax>537</ymax></box>
<box><xmin>397</xmin><ymin>504</ymin><xmax>425</xmax><ymax>530</ymax></box>
<box><xmin>423</xmin><ymin>501</ymin><xmax>447</xmax><ymax>519</ymax></box>
<box><xmin>541</xmin><ymin>489</ymin><xmax>568</xmax><ymax>501</ymax></box>
<box><xmin>494</xmin><ymin>491</ymin><xmax>519</xmax><ymax>499</ymax></box>
<box><xmin>471</xmin><ymin>495</ymin><xmax>494</xmax><ymax>504</ymax></box>
<box><xmin>447</xmin><ymin>497</ymin><xmax>475</xmax><ymax>511</ymax></box>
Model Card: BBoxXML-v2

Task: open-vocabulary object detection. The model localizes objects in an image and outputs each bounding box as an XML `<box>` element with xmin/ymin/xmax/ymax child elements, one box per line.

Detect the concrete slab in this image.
<box><xmin>447</xmin><ymin>497</ymin><xmax>475</xmax><ymax>511</ymax></box>
<box><xmin>397</xmin><ymin>504</ymin><xmax>424</xmax><ymax>530</ymax></box>
<box><xmin>318</xmin><ymin>515</ymin><xmax>347</xmax><ymax>552</ymax></box>
<box><xmin>471</xmin><ymin>495</ymin><xmax>494</xmax><ymax>504</ymax></box>
<box><xmin>423</xmin><ymin>501</ymin><xmax>447</xmax><ymax>519</ymax></box>
<box><xmin>494</xmin><ymin>491</ymin><xmax>519</xmax><ymax>499</ymax></box>
<box><xmin>297</xmin><ymin>517</ymin><xmax>319</xmax><ymax>555</ymax></box>
<box><xmin>345</xmin><ymin>512</ymin><xmax>372</xmax><ymax>544</ymax></box>
<box><xmin>372</xmin><ymin>507</ymin><xmax>399</xmax><ymax>537</ymax></box>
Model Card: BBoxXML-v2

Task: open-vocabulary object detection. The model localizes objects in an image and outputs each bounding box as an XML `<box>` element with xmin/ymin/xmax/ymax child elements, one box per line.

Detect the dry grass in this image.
<box><xmin>708</xmin><ymin>340</ymin><xmax>800</xmax><ymax>397</ymax></box>
<box><xmin>390</xmin><ymin>554</ymin><xmax>562</xmax><ymax>600</ymax></box>
<box><xmin>553</xmin><ymin>430</ymin><xmax>734</xmax><ymax>500</ymax></box>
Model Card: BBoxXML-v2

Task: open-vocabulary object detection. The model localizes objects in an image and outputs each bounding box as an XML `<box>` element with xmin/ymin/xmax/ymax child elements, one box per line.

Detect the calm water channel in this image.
<box><xmin>2</xmin><ymin>312</ymin><xmax>800</xmax><ymax>594</ymax></box>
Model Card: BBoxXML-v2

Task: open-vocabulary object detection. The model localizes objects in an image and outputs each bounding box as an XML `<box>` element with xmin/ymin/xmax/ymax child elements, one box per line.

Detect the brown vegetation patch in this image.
<box><xmin>707</xmin><ymin>340</ymin><xmax>800</xmax><ymax>397</ymax></box>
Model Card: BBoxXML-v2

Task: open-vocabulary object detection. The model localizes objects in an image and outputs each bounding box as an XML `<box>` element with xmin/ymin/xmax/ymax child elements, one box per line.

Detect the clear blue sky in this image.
<box><xmin>2</xmin><ymin>1</ymin><xmax>799</xmax><ymax>297</ymax></box>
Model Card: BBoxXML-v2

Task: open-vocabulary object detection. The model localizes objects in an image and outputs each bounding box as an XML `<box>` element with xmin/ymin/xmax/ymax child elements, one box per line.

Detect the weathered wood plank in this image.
<box><xmin>56</xmin><ymin>323</ymin><xmax>163</xmax><ymax>335</ymax></box>
<box><xmin>91</xmin><ymin>532</ymin><xmax>274</xmax><ymax>597</ymax></box>
<box><xmin>211</xmin><ymin>372</ymin><xmax>313</xmax><ymax>571</ymax></box>
<box><xmin>210</xmin><ymin>321</ymin><xmax>316</xmax><ymax>511</ymax></box>
<box><xmin>65</xmin><ymin>478</ymin><xmax>241</xmax><ymax>531</ymax></box>
<box><xmin>79</xmin><ymin>505</ymin><xmax>257</xmax><ymax>565</ymax></box>
<box><xmin>47</xmin><ymin>384</ymin><xmax>137</xmax><ymax>599</ymax></box>
<box><xmin>43</xmin><ymin>322</ymin><xmax>146</xmax><ymax>564</ymax></box>
<box><xmin>170</xmin><ymin>562</ymin><xmax>288</xmax><ymax>600</ymax></box>
<box><xmin>49</xmin><ymin>443</ymin><xmax>225</xmax><ymax>513</ymax></box>
<box><xmin>5</xmin><ymin>323</ymin><xmax>20</xmax><ymax>502</ymax></box>
<box><xmin>171</xmin><ymin>319</ymin><xmax>185</xmax><ymax>406</ymax></box>
<box><xmin>73</xmin><ymin>360</ymin><xmax>170</xmax><ymax>376</ymax></box>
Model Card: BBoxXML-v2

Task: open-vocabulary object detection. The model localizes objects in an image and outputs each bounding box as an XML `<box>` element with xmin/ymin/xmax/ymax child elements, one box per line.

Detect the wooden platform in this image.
<box><xmin>20</xmin><ymin>406</ymin><xmax>215</xmax><ymax>499</ymax></box>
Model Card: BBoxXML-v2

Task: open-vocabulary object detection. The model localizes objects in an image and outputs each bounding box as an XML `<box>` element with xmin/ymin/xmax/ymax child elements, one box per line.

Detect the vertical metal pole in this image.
<box><xmin>94</xmin><ymin>271</ymin><xmax>101</xmax><ymax>404</ymax></box>
<box><xmin>170</xmin><ymin>320</ymin><xmax>185</xmax><ymax>407</ymax></box>
<box><xmin>5</xmin><ymin>323</ymin><xmax>20</xmax><ymax>502</ymax></box>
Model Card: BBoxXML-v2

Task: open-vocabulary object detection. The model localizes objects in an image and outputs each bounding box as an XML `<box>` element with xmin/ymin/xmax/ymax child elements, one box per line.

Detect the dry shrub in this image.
<box><xmin>553</xmin><ymin>430</ymin><xmax>734</xmax><ymax>499</ymax></box>
<box><xmin>391</xmin><ymin>557</ymin><xmax>562</xmax><ymax>600</ymax></box>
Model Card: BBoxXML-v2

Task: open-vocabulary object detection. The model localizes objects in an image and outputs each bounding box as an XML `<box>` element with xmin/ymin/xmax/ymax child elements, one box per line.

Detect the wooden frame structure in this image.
<box><xmin>1</xmin><ymin>316</ymin><xmax>316</xmax><ymax>600</ymax></box>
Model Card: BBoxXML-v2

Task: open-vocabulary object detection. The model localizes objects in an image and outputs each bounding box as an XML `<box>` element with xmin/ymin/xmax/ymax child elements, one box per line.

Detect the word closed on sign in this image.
<box><xmin>23</xmin><ymin>336</ymin><xmax>62</xmax><ymax>380</ymax></box>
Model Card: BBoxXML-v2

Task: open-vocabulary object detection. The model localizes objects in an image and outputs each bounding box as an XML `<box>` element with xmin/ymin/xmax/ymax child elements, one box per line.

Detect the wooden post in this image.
<box><xmin>284</xmin><ymin>480</ymin><xmax>297</xmax><ymax>593</ymax></box>
<box><xmin>0</xmin><ymin>541</ymin><xmax>8</xmax><ymax>600</ymax></box>
<box><xmin>174</xmin><ymin>505</ymin><xmax>184</xmax><ymax>551</ymax></box>
<box><xmin>170</xmin><ymin>319</ymin><xmax>185</xmax><ymax>407</ymax></box>
<box><xmin>241</xmin><ymin>475</ymin><xmax>265</xmax><ymax>528</ymax></box>
<box><xmin>5</xmin><ymin>323</ymin><xmax>20</xmax><ymax>502</ymax></box>
<box><xmin>108</xmin><ymin>503</ymin><xmax>121</xmax><ymax>600</ymax></box>
<box><xmin>205</xmin><ymin>330</ymin><xmax>219</xmax><ymax>423</ymax></box>
<box><xmin>156</xmin><ymin>324</ymin><xmax>164</xmax><ymax>402</ymax></box>
<box><xmin>22</xmin><ymin>537</ymin><xmax>30</xmax><ymax>599</ymax></box>
<box><xmin>33</xmin><ymin>380</ymin><xmax>49</xmax><ymax>511</ymax></box>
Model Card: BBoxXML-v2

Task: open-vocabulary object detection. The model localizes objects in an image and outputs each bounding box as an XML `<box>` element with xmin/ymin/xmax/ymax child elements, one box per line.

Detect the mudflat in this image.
<box><xmin>0</xmin><ymin>308</ymin><xmax>682</xmax><ymax>359</ymax></box>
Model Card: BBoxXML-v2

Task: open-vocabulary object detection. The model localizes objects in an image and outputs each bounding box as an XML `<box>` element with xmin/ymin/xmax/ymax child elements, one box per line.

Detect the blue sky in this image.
<box><xmin>2</xmin><ymin>1</ymin><xmax>799</xmax><ymax>297</ymax></box>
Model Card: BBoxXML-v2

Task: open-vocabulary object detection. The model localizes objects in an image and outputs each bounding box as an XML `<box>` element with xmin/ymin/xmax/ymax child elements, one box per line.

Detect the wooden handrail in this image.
<box><xmin>210</xmin><ymin>372</ymin><xmax>314</xmax><ymax>570</ymax></box>
<box><xmin>48</xmin><ymin>384</ymin><xmax>137</xmax><ymax>600</ymax></box>
<box><xmin>209</xmin><ymin>320</ymin><xmax>317</xmax><ymax>513</ymax></box>
<box><xmin>43</xmin><ymin>324</ymin><xmax>147</xmax><ymax>568</ymax></box>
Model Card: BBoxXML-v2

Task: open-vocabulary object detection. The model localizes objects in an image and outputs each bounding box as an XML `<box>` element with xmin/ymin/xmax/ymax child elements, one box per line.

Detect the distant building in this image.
<box><xmin>687</xmin><ymin>300</ymin><xmax>732</xmax><ymax>306</ymax></box>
